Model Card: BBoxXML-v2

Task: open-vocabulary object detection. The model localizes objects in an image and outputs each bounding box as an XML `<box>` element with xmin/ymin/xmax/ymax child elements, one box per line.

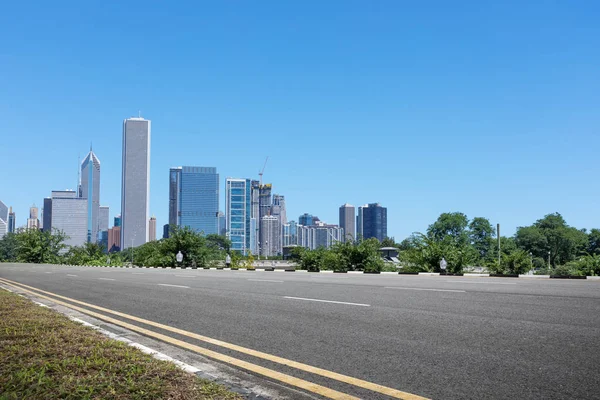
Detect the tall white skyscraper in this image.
<box><xmin>121</xmin><ymin>117</ymin><xmax>151</xmax><ymax>249</ymax></box>
<box><xmin>80</xmin><ymin>148</ymin><xmax>101</xmax><ymax>243</ymax></box>
<box><xmin>339</xmin><ymin>203</ymin><xmax>356</xmax><ymax>242</ymax></box>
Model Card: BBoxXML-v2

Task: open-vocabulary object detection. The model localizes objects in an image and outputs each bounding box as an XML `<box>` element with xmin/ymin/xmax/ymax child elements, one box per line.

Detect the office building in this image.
<box><xmin>258</xmin><ymin>184</ymin><xmax>272</xmax><ymax>225</ymax></box>
<box><xmin>218</xmin><ymin>211</ymin><xmax>226</xmax><ymax>236</ymax></box>
<box><xmin>169</xmin><ymin>166</ymin><xmax>219</xmax><ymax>235</ymax></box>
<box><xmin>121</xmin><ymin>117</ymin><xmax>151</xmax><ymax>249</ymax></box>
<box><xmin>271</xmin><ymin>194</ymin><xmax>287</xmax><ymax>225</ymax></box>
<box><xmin>163</xmin><ymin>224</ymin><xmax>169</xmax><ymax>239</ymax></box>
<box><xmin>250</xmin><ymin>180</ymin><xmax>260</xmax><ymax>254</ymax></box>
<box><xmin>283</xmin><ymin>221</ymin><xmax>298</xmax><ymax>247</ymax></box>
<box><xmin>0</xmin><ymin>200</ymin><xmax>8</xmax><ymax>239</ymax></box>
<box><xmin>260</xmin><ymin>215</ymin><xmax>281</xmax><ymax>257</ymax></box>
<box><xmin>98</xmin><ymin>206</ymin><xmax>109</xmax><ymax>249</ymax></box>
<box><xmin>42</xmin><ymin>198</ymin><xmax>53</xmax><ymax>233</ymax></box>
<box><xmin>8</xmin><ymin>207</ymin><xmax>16</xmax><ymax>233</ymax></box>
<box><xmin>27</xmin><ymin>204</ymin><xmax>40</xmax><ymax>230</ymax></box>
<box><xmin>114</xmin><ymin>215</ymin><xmax>122</xmax><ymax>227</ymax></box>
<box><xmin>50</xmin><ymin>190</ymin><xmax>87</xmax><ymax>248</ymax></box>
<box><xmin>339</xmin><ymin>203</ymin><xmax>356</xmax><ymax>242</ymax></box>
<box><xmin>299</xmin><ymin>213</ymin><xmax>319</xmax><ymax>226</ymax></box>
<box><xmin>357</xmin><ymin>203</ymin><xmax>387</xmax><ymax>242</ymax></box>
<box><xmin>296</xmin><ymin>223</ymin><xmax>344</xmax><ymax>250</ymax></box>
<box><xmin>108</xmin><ymin>227</ymin><xmax>121</xmax><ymax>252</ymax></box>
<box><xmin>149</xmin><ymin>216</ymin><xmax>157</xmax><ymax>241</ymax></box>
<box><xmin>81</xmin><ymin>148</ymin><xmax>101</xmax><ymax>243</ymax></box>
<box><xmin>226</xmin><ymin>178</ymin><xmax>252</xmax><ymax>255</ymax></box>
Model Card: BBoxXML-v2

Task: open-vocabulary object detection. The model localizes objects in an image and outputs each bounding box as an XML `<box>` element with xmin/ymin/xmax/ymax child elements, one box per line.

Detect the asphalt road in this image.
<box><xmin>2</xmin><ymin>263</ymin><xmax>599</xmax><ymax>400</ymax></box>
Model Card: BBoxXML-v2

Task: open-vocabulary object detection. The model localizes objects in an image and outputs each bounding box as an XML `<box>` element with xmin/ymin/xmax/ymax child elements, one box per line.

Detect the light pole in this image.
<box><xmin>547</xmin><ymin>251</ymin><xmax>551</xmax><ymax>271</ymax></box>
<box><xmin>257</xmin><ymin>241</ymin><xmax>260</xmax><ymax>261</ymax></box>
<box><xmin>131</xmin><ymin>239</ymin><xmax>134</xmax><ymax>266</ymax></box>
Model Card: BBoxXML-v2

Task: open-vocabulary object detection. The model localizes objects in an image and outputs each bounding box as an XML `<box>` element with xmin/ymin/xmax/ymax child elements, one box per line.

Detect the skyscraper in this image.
<box><xmin>98</xmin><ymin>206</ymin><xmax>109</xmax><ymax>249</ymax></box>
<box><xmin>358</xmin><ymin>203</ymin><xmax>388</xmax><ymax>242</ymax></box>
<box><xmin>114</xmin><ymin>215</ymin><xmax>121</xmax><ymax>227</ymax></box>
<box><xmin>149</xmin><ymin>216</ymin><xmax>157</xmax><ymax>241</ymax></box>
<box><xmin>169</xmin><ymin>166</ymin><xmax>219</xmax><ymax>235</ymax></box>
<box><xmin>51</xmin><ymin>190</ymin><xmax>87</xmax><ymax>248</ymax></box>
<box><xmin>42</xmin><ymin>198</ymin><xmax>52</xmax><ymax>233</ymax></box>
<box><xmin>163</xmin><ymin>224</ymin><xmax>169</xmax><ymax>239</ymax></box>
<box><xmin>258</xmin><ymin>184</ymin><xmax>272</xmax><ymax>225</ymax></box>
<box><xmin>250</xmin><ymin>180</ymin><xmax>260</xmax><ymax>254</ymax></box>
<box><xmin>0</xmin><ymin>200</ymin><xmax>8</xmax><ymax>239</ymax></box>
<box><xmin>339</xmin><ymin>203</ymin><xmax>356</xmax><ymax>242</ymax></box>
<box><xmin>270</xmin><ymin>194</ymin><xmax>286</xmax><ymax>255</ymax></box>
<box><xmin>8</xmin><ymin>207</ymin><xmax>16</xmax><ymax>234</ymax></box>
<box><xmin>81</xmin><ymin>148</ymin><xmax>101</xmax><ymax>243</ymax></box>
<box><xmin>108</xmin><ymin>227</ymin><xmax>121</xmax><ymax>252</ymax></box>
<box><xmin>260</xmin><ymin>215</ymin><xmax>281</xmax><ymax>257</ymax></box>
<box><xmin>27</xmin><ymin>205</ymin><xmax>40</xmax><ymax>230</ymax></box>
<box><xmin>226</xmin><ymin>178</ymin><xmax>251</xmax><ymax>255</ymax></box>
<box><xmin>121</xmin><ymin>117</ymin><xmax>151</xmax><ymax>249</ymax></box>
<box><xmin>299</xmin><ymin>213</ymin><xmax>319</xmax><ymax>226</ymax></box>
<box><xmin>217</xmin><ymin>211</ymin><xmax>226</xmax><ymax>236</ymax></box>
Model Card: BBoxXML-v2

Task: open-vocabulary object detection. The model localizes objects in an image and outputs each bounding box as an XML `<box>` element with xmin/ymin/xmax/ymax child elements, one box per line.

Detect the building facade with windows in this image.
<box><xmin>226</xmin><ymin>178</ymin><xmax>251</xmax><ymax>255</ymax></box>
<box><xmin>81</xmin><ymin>149</ymin><xmax>101</xmax><ymax>243</ymax></box>
<box><xmin>121</xmin><ymin>117</ymin><xmax>151</xmax><ymax>249</ymax></box>
<box><xmin>357</xmin><ymin>203</ymin><xmax>387</xmax><ymax>242</ymax></box>
<box><xmin>50</xmin><ymin>190</ymin><xmax>87</xmax><ymax>248</ymax></box>
<box><xmin>169</xmin><ymin>166</ymin><xmax>219</xmax><ymax>235</ymax></box>
<box><xmin>339</xmin><ymin>203</ymin><xmax>356</xmax><ymax>242</ymax></box>
<box><xmin>8</xmin><ymin>206</ymin><xmax>16</xmax><ymax>234</ymax></box>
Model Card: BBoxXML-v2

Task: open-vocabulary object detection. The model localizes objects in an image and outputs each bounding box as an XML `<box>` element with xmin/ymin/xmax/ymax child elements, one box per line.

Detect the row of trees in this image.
<box><xmin>1</xmin><ymin>213</ymin><xmax>599</xmax><ymax>276</ymax></box>
<box><xmin>396</xmin><ymin>212</ymin><xmax>600</xmax><ymax>276</ymax></box>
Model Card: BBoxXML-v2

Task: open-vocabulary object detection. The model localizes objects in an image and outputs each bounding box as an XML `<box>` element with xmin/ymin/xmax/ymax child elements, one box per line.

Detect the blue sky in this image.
<box><xmin>1</xmin><ymin>1</ymin><xmax>599</xmax><ymax>239</ymax></box>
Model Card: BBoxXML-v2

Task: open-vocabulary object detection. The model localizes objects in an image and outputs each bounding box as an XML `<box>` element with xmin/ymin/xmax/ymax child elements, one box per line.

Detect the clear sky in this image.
<box><xmin>1</xmin><ymin>1</ymin><xmax>599</xmax><ymax>240</ymax></box>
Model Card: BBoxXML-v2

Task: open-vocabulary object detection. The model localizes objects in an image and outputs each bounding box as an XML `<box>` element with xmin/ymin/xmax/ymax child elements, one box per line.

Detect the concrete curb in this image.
<box><xmin>62</xmin><ymin>264</ymin><xmax>600</xmax><ymax>280</ymax></box>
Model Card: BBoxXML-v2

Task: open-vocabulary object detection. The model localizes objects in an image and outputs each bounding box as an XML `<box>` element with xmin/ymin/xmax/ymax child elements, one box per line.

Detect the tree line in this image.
<box><xmin>1</xmin><ymin>212</ymin><xmax>599</xmax><ymax>276</ymax></box>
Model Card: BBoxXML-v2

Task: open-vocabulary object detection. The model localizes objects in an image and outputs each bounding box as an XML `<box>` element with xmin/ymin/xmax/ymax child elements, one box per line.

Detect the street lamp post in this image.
<box><xmin>547</xmin><ymin>251</ymin><xmax>551</xmax><ymax>271</ymax></box>
<box><xmin>131</xmin><ymin>239</ymin><xmax>134</xmax><ymax>266</ymax></box>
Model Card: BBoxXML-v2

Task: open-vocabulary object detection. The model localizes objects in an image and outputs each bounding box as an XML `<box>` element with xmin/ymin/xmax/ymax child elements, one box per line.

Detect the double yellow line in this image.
<box><xmin>0</xmin><ymin>277</ymin><xmax>428</xmax><ymax>400</ymax></box>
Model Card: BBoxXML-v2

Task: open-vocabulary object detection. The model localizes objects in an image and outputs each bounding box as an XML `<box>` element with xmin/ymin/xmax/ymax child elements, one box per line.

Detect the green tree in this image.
<box><xmin>64</xmin><ymin>242</ymin><xmax>107</xmax><ymax>266</ymax></box>
<box><xmin>380</xmin><ymin>237</ymin><xmax>397</xmax><ymax>248</ymax></box>
<box><xmin>427</xmin><ymin>212</ymin><xmax>469</xmax><ymax>245</ymax></box>
<box><xmin>588</xmin><ymin>229</ymin><xmax>600</xmax><ymax>255</ymax></box>
<box><xmin>15</xmin><ymin>229</ymin><xmax>67</xmax><ymax>264</ymax></box>
<box><xmin>468</xmin><ymin>217</ymin><xmax>494</xmax><ymax>260</ymax></box>
<box><xmin>515</xmin><ymin>213</ymin><xmax>588</xmax><ymax>266</ymax></box>
<box><xmin>0</xmin><ymin>232</ymin><xmax>19</xmax><ymax>262</ymax></box>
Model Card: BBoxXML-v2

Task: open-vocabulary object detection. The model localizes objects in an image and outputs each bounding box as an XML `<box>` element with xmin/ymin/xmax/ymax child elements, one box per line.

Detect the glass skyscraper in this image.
<box><xmin>358</xmin><ymin>203</ymin><xmax>388</xmax><ymax>242</ymax></box>
<box><xmin>169</xmin><ymin>166</ymin><xmax>219</xmax><ymax>235</ymax></box>
<box><xmin>121</xmin><ymin>117</ymin><xmax>150</xmax><ymax>249</ymax></box>
<box><xmin>81</xmin><ymin>149</ymin><xmax>101</xmax><ymax>243</ymax></box>
<box><xmin>226</xmin><ymin>178</ymin><xmax>251</xmax><ymax>255</ymax></box>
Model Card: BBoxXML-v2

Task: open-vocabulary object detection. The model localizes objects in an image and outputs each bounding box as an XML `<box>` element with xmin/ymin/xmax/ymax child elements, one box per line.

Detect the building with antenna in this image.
<box><xmin>80</xmin><ymin>147</ymin><xmax>101</xmax><ymax>243</ymax></box>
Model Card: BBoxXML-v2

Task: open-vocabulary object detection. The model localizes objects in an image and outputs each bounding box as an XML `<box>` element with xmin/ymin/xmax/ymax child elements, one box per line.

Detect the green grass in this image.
<box><xmin>0</xmin><ymin>289</ymin><xmax>241</xmax><ymax>400</ymax></box>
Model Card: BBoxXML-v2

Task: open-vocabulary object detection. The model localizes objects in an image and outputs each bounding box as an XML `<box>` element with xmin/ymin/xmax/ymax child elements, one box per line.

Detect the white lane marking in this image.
<box><xmin>98</xmin><ymin>278</ymin><xmax>116</xmax><ymax>281</ymax></box>
<box><xmin>44</xmin><ymin>272</ymin><xmax>53</xmax><ymax>274</ymax></box>
<box><xmin>385</xmin><ymin>287</ymin><xmax>466</xmax><ymax>293</ymax></box>
<box><xmin>445</xmin><ymin>280</ymin><xmax>516</xmax><ymax>285</ymax></box>
<box><xmin>248</xmin><ymin>279</ymin><xmax>284</xmax><ymax>283</ymax></box>
<box><xmin>158</xmin><ymin>284</ymin><xmax>190</xmax><ymax>289</ymax></box>
<box><xmin>284</xmin><ymin>296</ymin><xmax>370</xmax><ymax>307</ymax></box>
<box><xmin>67</xmin><ymin>274</ymin><xmax>78</xmax><ymax>277</ymax></box>
<box><xmin>175</xmin><ymin>274</ymin><xmax>196</xmax><ymax>278</ymax></box>
<box><xmin>132</xmin><ymin>273</ymin><xmax>145</xmax><ymax>275</ymax></box>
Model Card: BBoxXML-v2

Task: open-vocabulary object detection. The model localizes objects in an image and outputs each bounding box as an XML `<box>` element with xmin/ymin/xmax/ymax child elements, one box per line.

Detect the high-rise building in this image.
<box><xmin>169</xmin><ymin>166</ymin><xmax>219</xmax><ymax>235</ymax></box>
<box><xmin>250</xmin><ymin>180</ymin><xmax>260</xmax><ymax>254</ymax></box>
<box><xmin>226</xmin><ymin>178</ymin><xmax>251</xmax><ymax>255</ymax></box>
<box><xmin>258</xmin><ymin>184</ymin><xmax>272</xmax><ymax>225</ymax></box>
<box><xmin>0</xmin><ymin>201</ymin><xmax>8</xmax><ymax>239</ymax></box>
<box><xmin>81</xmin><ymin>148</ymin><xmax>101</xmax><ymax>243</ymax></box>
<box><xmin>339</xmin><ymin>203</ymin><xmax>356</xmax><ymax>242</ymax></box>
<box><xmin>121</xmin><ymin>117</ymin><xmax>151</xmax><ymax>249</ymax></box>
<box><xmin>50</xmin><ymin>190</ymin><xmax>87</xmax><ymax>248</ymax></box>
<box><xmin>27</xmin><ymin>204</ymin><xmax>40</xmax><ymax>230</ymax></box>
<box><xmin>299</xmin><ymin>213</ymin><xmax>319</xmax><ymax>226</ymax></box>
<box><xmin>260</xmin><ymin>215</ymin><xmax>281</xmax><ymax>257</ymax></box>
<box><xmin>114</xmin><ymin>215</ymin><xmax>122</xmax><ymax>227</ymax></box>
<box><xmin>98</xmin><ymin>206</ymin><xmax>109</xmax><ymax>249</ymax></box>
<box><xmin>149</xmin><ymin>216</ymin><xmax>157</xmax><ymax>241</ymax></box>
<box><xmin>217</xmin><ymin>211</ymin><xmax>226</xmax><ymax>236</ymax></box>
<box><xmin>269</xmin><ymin>194</ymin><xmax>286</xmax><ymax>255</ymax></box>
<box><xmin>8</xmin><ymin>207</ymin><xmax>16</xmax><ymax>234</ymax></box>
<box><xmin>107</xmin><ymin>227</ymin><xmax>121</xmax><ymax>252</ymax></box>
<box><xmin>163</xmin><ymin>224</ymin><xmax>169</xmax><ymax>239</ymax></box>
<box><xmin>283</xmin><ymin>220</ymin><xmax>298</xmax><ymax>247</ymax></box>
<box><xmin>358</xmin><ymin>203</ymin><xmax>388</xmax><ymax>242</ymax></box>
<box><xmin>296</xmin><ymin>223</ymin><xmax>344</xmax><ymax>250</ymax></box>
<box><xmin>42</xmin><ymin>198</ymin><xmax>52</xmax><ymax>233</ymax></box>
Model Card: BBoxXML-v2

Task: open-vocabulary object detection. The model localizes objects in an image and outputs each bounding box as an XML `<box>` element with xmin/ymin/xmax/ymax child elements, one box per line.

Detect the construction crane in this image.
<box><xmin>259</xmin><ymin>156</ymin><xmax>269</xmax><ymax>186</ymax></box>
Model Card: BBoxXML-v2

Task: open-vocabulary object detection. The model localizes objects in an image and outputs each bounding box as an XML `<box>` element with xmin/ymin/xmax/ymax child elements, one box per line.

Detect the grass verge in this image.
<box><xmin>0</xmin><ymin>289</ymin><xmax>241</xmax><ymax>400</ymax></box>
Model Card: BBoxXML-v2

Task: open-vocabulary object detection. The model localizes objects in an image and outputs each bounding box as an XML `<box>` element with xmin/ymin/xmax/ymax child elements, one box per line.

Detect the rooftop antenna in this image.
<box><xmin>259</xmin><ymin>156</ymin><xmax>269</xmax><ymax>186</ymax></box>
<box><xmin>138</xmin><ymin>110</ymin><xmax>141</xmax><ymax>118</ymax></box>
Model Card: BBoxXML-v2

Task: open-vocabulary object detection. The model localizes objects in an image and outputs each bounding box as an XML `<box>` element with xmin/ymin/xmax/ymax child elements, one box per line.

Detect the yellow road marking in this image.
<box><xmin>0</xmin><ymin>277</ymin><xmax>429</xmax><ymax>400</ymax></box>
<box><xmin>0</xmin><ymin>279</ymin><xmax>357</xmax><ymax>400</ymax></box>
